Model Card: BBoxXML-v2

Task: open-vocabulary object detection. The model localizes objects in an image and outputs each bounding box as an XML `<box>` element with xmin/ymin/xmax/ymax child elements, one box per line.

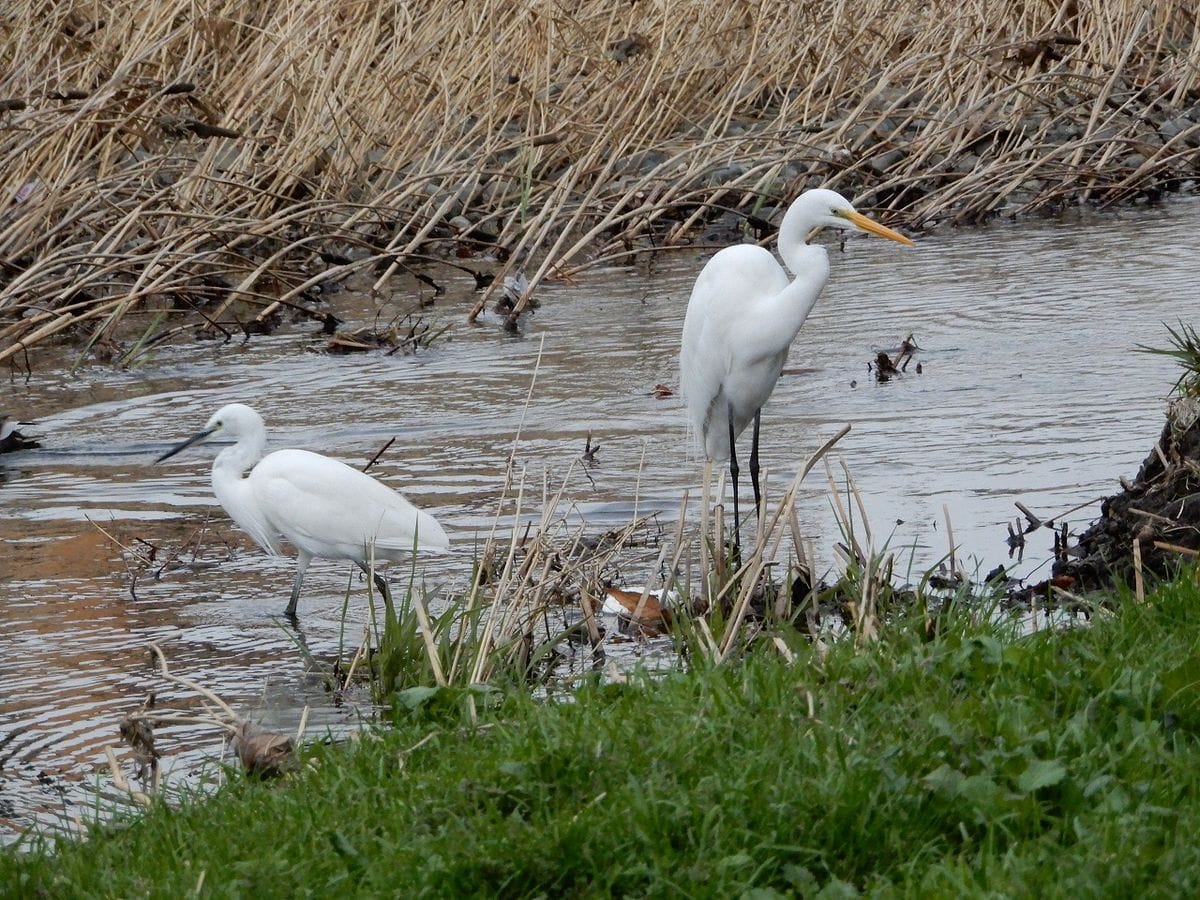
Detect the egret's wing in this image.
<box><xmin>680</xmin><ymin>284</ymin><xmax>727</xmax><ymax>457</ymax></box>
<box><xmin>251</xmin><ymin>450</ymin><xmax>448</xmax><ymax>561</ymax></box>
<box><xmin>680</xmin><ymin>245</ymin><xmax>788</xmax><ymax>460</ymax></box>
<box><xmin>212</xmin><ymin>469</ymin><xmax>285</xmax><ymax>556</ymax></box>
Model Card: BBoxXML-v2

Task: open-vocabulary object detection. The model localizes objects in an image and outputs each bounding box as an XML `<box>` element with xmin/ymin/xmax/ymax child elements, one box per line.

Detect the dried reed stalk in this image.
<box><xmin>3</xmin><ymin>2</ymin><xmax>1198</xmax><ymax>356</ymax></box>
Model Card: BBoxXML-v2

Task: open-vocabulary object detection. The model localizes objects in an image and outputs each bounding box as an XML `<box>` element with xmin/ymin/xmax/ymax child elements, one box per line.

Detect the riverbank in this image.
<box><xmin>4</xmin><ymin>564</ymin><xmax>1200</xmax><ymax>894</ymax></box>
<box><xmin>3</xmin><ymin>2</ymin><xmax>1200</xmax><ymax>354</ymax></box>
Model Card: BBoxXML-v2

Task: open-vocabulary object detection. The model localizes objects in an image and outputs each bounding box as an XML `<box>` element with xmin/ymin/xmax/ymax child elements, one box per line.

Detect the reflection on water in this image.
<box><xmin>3</xmin><ymin>198</ymin><xmax>1198</xmax><ymax>838</ymax></box>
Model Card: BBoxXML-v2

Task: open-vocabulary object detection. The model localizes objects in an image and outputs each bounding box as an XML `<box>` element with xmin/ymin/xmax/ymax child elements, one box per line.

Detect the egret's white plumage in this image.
<box><xmin>680</xmin><ymin>188</ymin><xmax>913</xmax><ymax>527</ymax></box>
<box><xmin>157</xmin><ymin>403</ymin><xmax>449</xmax><ymax>617</ymax></box>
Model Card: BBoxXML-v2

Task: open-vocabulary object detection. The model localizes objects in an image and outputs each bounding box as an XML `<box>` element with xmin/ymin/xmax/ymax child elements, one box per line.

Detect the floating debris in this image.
<box><xmin>324</xmin><ymin>314</ymin><xmax>447</xmax><ymax>355</ymax></box>
<box><xmin>231</xmin><ymin>722</ymin><xmax>298</xmax><ymax>780</ymax></box>
<box><xmin>110</xmin><ymin>644</ymin><xmax>301</xmax><ymax>792</ymax></box>
<box><xmin>0</xmin><ymin>415</ymin><xmax>40</xmax><ymax>453</ymax></box>
<box><xmin>869</xmin><ymin>334</ymin><xmax>921</xmax><ymax>382</ymax></box>
<box><xmin>602</xmin><ymin>586</ymin><xmax>676</xmax><ymax>637</ymax></box>
<box><xmin>582</xmin><ymin>431</ymin><xmax>600</xmax><ymax>465</ymax></box>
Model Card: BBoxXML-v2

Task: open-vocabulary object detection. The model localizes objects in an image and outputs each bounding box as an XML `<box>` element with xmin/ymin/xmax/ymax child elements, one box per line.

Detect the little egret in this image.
<box><xmin>156</xmin><ymin>403</ymin><xmax>449</xmax><ymax>618</ymax></box>
<box><xmin>679</xmin><ymin>188</ymin><xmax>913</xmax><ymax>534</ymax></box>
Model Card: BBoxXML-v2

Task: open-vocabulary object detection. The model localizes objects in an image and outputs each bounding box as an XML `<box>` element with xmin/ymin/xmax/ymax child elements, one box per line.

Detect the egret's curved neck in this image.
<box><xmin>770</xmin><ymin>204</ymin><xmax>831</xmax><ymax>330</ymax></box>
<box><xmin>777</xmin><ymin>202</ymin><xmax>829</xmax><ymax>281</ymax></box>
<box><xmin>209</xmin><ymin>433</ymin><xmax>266</xmax><ymax>532</ymax></box>
<box><xmin>212</xmin><ymin>432</ymin><xmax>265</xmax><ymax>480</ymax></box>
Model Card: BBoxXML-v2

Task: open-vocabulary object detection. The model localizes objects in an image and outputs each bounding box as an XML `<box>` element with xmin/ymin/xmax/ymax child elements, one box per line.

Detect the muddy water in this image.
<box><xmin>3</xmin><ymin>198</ymin><xmax>1198</xmax><ymax>838</ymax></box>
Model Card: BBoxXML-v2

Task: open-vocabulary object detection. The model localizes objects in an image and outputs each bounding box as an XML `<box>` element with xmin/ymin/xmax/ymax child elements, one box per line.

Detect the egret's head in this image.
<box><xmin>796</xmin><ymin>188</ymin><xmax>914</xmax><ymax>246</ymax></box>
<box><xmin>202</xmin><ymin>404</ymin><xmax>264</xmax><ymax>439</ymax></box>
<box><xmin>156</xmin><ymin>403</ymin><xmax>265</xmax><ymax>462</ymax></box>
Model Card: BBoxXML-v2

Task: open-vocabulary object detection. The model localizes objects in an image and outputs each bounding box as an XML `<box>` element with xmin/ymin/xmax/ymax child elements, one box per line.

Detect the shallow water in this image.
<box><xmin>3</xmin><ymin>197</ymin><xmax>1198</xmax><ymax>838</ymax></box>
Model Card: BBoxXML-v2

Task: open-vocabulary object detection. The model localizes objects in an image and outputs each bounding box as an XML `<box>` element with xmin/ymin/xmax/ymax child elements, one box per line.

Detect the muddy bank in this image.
<box><xmin>1054</xmin><ymin>395</ymin><xmax>1200</xmax><ymax>592</ymax></box>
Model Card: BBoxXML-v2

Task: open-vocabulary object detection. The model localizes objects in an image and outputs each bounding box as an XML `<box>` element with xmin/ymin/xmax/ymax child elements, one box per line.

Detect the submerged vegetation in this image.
<box><xmin>3</xmin><ymin>1</ymin><xmax>1200</xmax><ymax>356</ymax></box>
<box><xmin>6</xmin><ymin>562</ymin><xmax>1200</xmax><ymax>895</ymax></box>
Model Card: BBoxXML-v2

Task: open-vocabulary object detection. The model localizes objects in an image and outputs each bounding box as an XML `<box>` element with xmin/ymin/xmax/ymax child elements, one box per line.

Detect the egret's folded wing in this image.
<box><xmin>251</xmin><ymin>450</ymin><xmax>448</xmax><ymax>559</ymax></box>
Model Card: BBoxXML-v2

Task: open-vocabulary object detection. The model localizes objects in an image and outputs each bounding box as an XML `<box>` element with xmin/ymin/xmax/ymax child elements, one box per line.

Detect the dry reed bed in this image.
<box><xmin>425</xmin><ymin>425</ymin><xmax>911</xmax><ymax>690</ymax></box>
<box><xmin>2</xmin><ymin>0</ymin><xmax>1199</xmax><ymax>358</ymax></box>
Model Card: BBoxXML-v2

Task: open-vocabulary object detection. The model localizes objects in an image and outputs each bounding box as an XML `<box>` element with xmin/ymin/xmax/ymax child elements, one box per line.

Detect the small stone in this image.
<box><xmin>611</xmin><ymin>150</ymin><xmax>668</xmax><ymax>177</ymax></box>
<box><xmin>868</xmin><ymin>149</ymin><xmax>905</xmax><ymax>174</ymax></box>
<box><xmin>1161</xmin><ymin>117</ymin><xmax>1199</xmax><ymax>146</ymax></box>
<box><xmin>704</xmin><ymin>164</ymin><xmax>747</xmax><ymax>187</ymax></box>
<box><xmin>953</xmin><ymin>153</ymin><xmax>980</xmax><ymax>175</ymax></box>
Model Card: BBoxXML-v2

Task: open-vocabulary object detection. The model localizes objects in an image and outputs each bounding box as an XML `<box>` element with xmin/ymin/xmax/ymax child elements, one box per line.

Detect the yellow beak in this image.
<box><xmin>840</xmin><ymin>210</ymin><xmax>914</xmax><ymax>246</ymax></box>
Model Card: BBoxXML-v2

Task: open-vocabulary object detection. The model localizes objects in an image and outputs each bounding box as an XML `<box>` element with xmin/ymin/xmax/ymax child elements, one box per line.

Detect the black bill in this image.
<box><xmin>156</xmin><ymin>426</ymin><xmax>216</xmax><ymax>463</ymax></box>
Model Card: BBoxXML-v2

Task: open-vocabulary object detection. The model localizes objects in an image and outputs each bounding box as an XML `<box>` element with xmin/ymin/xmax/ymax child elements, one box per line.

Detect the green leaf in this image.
<box><xmin>815</xmin><ymin>878</ymin><xmax>861</xmax><ymax>899</ymax></box>
<box><xmin>717</xmin><ymin>852</ymin><xmax>753</xmax><ymax>872</ymax></box>
<box><xmin>782</xmin><ymin>865</ymin><xmax>820</xmax><ymax>893</ymax></box>
<box><xmin>740</xmin><ymin>887</ymin><xmax>788</xmax><ymax>900</ymax></box>
<box><xmin>958</xmin><ymin>773</ymin><xmax>1002</xmax><ymax>806</ymax></box>
<box><xmin>396</xmin><ymin>685</ymin><xmax>440</xmax><ymax>709</ymax></box>
<box><xmin>922</xmin><ymin>763</ymin><xmax>964</xmax><ymax>795</ymax></box>
<box><xmin>1017</xmin><ymin>758</ymin><xmax>1067</xmax><ymax>794</ymax></box>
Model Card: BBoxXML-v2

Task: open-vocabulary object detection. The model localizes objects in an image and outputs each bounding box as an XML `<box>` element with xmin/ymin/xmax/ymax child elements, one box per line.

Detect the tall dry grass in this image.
<box><xmin>2</xmin><ymin>0</ymin><xmax>1198</xmax><ymax>356</ymax></box>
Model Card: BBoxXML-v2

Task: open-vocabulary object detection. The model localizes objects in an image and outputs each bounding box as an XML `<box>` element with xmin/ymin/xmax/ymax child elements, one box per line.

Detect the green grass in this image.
<box><xmin>6</xmin><ymin>567</ymin><xmax>1200</xmax><ymax>897</ymax></box>
<box><xmin>1137</xmin><ymin>320</ymin><xmax>1200</xmax><ymax>398</ymax></box>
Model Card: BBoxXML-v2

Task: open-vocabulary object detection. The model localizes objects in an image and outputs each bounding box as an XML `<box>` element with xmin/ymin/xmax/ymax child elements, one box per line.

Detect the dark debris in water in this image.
<box><xmin>869</xmin><ymin>333</ymin><xmax>922</xmax><ymax>383</ymax></box>
<box><xmin>323</xmin><ymin>314</ymin><xmax>446</xmax><ymax>355</ymax></box>
<box><xmin>232</xmin><ymin>722</ymin><xmax>298</xmax><ymax>780</ymax></box>
<box><xmin>118</xmin><ymin>692</ymin><xmax>161</xmax><ymax>788</ymax></box>
<box><xmin>0</xmin><ymin>416</ymin><xmax>40</xmax><ymax>453</ymax></box>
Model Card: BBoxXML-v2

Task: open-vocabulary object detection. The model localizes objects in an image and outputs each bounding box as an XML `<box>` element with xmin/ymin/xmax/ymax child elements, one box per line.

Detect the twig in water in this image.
<box><xmin>1015</xmin><ymin>501</ymin><xmax>1044</xmax><ymax>532</ymax></box>
<box><xmin>582</xmin><ymin>431</ymin><xmax>599</xmax><ymax>464</ymax></box>
<box><xmin>362</xmin><ymin>437</ymin><xmax>397</xmax><ymax>473</ymax></box>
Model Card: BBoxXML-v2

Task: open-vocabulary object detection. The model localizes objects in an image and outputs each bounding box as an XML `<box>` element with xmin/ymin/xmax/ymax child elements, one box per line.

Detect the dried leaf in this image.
<box><xmin>232</xmin><ymin>722</ymin><xmax>297</xmax><ymax>779</ymax></box>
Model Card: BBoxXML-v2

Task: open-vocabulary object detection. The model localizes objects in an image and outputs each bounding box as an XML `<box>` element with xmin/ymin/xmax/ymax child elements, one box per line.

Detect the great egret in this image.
<box><xmin>679</xmin><ymin>188</ymin><xmax>913</xmax><ymax>533</ymax></box>
<box><xmin>156</xmin><ymin>403</ymin><xmax>449</xmax><ymax>618</ymax></box>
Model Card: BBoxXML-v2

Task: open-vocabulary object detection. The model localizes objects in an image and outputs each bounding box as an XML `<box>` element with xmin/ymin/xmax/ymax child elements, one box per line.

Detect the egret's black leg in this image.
<box><xmin>749</xmin><ymin>408</ymin><xmax>763</xmax><ymax>519</ymax></box>
<box><xmin>374</xmin><ymin>572</ymin><xmax>392</xmax><ymax>606</ymax></box>
<box><xmin>358</xmin><ymin>562</ymin><xmax>392</xmax><ymax>606</ymax></box>
<box><xmin>727</xmin><ymin>404</ymin><xmax>741</xmax><ymax>540</ymax></box>
<box><xmin>283</xmin><ymin>551</ymin><xmax>312</xmax><ymax>622</ymax></box>
<box><xmin>283</xmin><ymin>576</ymin><xmax>302</xmax><ymax>625</ymax></box>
